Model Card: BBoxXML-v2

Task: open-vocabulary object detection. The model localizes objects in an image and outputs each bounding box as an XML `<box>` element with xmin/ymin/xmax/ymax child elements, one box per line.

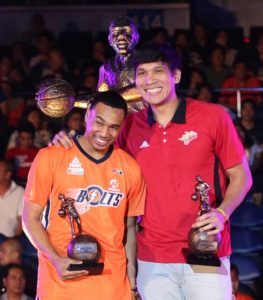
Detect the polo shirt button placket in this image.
<box><xmin>163</xmin><ymin>131</ymin><xmax>167</xmax><ymax>143</ymax></box>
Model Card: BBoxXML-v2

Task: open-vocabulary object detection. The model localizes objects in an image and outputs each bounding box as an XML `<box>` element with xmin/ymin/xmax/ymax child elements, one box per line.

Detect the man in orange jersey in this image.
<box><xmin>22</xmin><ymin>91</ymin><xmax>146</xmax><ymax>300</ymax></box>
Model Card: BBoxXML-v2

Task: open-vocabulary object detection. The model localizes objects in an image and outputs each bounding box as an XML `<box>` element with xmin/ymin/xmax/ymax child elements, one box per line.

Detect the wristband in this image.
<box><xmin>217</xmin><ymin>207</ymin><xmax>228</xmax><ymax>223</ymax></box>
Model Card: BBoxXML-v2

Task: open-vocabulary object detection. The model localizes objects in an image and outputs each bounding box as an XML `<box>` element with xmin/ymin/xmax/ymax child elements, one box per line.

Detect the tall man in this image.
<box><xmin>23</xmin><ymin>91</ymin><xmax>146</xmax><ymax>300</ymax></box>
<box><xmin>53</xmin><ymin>44</ymin><xmax>252</xmax><ymax>300</ymax></box>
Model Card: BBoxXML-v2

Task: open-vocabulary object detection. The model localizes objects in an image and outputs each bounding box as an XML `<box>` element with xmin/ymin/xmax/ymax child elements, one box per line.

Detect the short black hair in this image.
<box><xmin>89</xmin><ymin>91</ymin><xmax>128</xmax><ymax>117</ymax></box>
<box><xmin>241</xmin><ymin>98</ymin><xmax>257</xmax><ymax>110</ymax></box>
<box><xmin>132</xmin><ymin>42</ymin><xmax>182</xmax><ymax>73</ymax></box>
<box><xmin>17</xmin><ymin>120</ymin><xmax>35</xmax><ymax>137</ymax></box>
<box><xmin>0</xmin><ymin>160</ymin><xmax>15</xmax><ymax>175</ymax></box>
<box><xmin>2</xmin><ymin>263</ymin><xmax>25</xmax><ymax>279</ymax></box>
<box><xmin>230</xmin><ymin>263</ymin><xmax>239</xmax><ymax>276</ymax></box>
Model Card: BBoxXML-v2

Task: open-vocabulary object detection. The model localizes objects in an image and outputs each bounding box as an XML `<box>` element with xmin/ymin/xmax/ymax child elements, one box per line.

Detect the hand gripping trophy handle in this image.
<box><xmin>187</xmin><ymin>176</ymin><xmax>221</xmax><ymax>266</ymax></box>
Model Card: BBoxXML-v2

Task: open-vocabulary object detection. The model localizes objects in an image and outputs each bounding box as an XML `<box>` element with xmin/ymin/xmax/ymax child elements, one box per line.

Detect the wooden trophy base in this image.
<box><xmin>67</xmin><ymin>261</ymin><xmax>104</xmax><ymax>275</ymax></box>
<box><xmin>187</xmin><ymin>253</ymin><xmax>221</xmax><ymax>267</ymax></box>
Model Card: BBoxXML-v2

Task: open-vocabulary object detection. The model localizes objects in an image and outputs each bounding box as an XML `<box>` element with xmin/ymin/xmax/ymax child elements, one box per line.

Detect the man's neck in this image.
<box><xmin>151</xmin><ymin>98</ymin><xmax>180</xmax><ymax>127</ymax></box>
<box><xmin>6</xmin><ymin>291</ymin><xmax>23</xmax><ymax>300</ymax></box>
<box><xmin>78</xmin><ymin>136</ymin><xmax>108</xmax><ymax>160</ymax></box>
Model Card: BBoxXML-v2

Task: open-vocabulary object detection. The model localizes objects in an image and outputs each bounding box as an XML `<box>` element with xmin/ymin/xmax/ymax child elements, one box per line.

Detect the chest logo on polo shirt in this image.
<box><xmin>139</xmin><ymin>140</ymin><xmax>150</xmax><ymax>148</ymax></box>
<box><xmin>178</xmin><ymin>131</ymin><xmax>198</xmax><ymax>145</ymax></box>
<box><xmin>67</xmin><ymin>157</ymin><xmax>84</xmax><ymax>175</ymax></box>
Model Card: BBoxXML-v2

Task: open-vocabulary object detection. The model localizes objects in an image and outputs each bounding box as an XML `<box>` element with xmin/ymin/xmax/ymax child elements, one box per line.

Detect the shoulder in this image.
<box><xmin>114</xmin><ymin>147</ymin><xmax>140</xmax><ymax>166</ymax></box>
<box><xmin>186</xmin><ymin>98</ymin><xmax>229</xmax><ymax>116</ymax></box>
<box><xmin>123</xmin><ymin>109</ymin><xmax>148</xmax><ymax>127</ymax></box>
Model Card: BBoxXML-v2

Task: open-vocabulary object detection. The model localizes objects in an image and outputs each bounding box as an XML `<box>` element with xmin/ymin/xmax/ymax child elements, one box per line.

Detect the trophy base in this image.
<box><xmin>187</xmin><ymin>253</ymin><xmax>221</xmax><ymax>267</ymax></box>
<box><xmin>67</xmin><ymin>261</ymin><xmax>104</xmax><ymax>275</ymax></box>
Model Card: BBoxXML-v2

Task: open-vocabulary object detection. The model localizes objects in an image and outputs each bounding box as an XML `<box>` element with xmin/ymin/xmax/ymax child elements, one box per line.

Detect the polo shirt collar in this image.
<box><xmin>147</xmin><ymin>97</ymin><xmax>186</xmax><ymax>126</ymax></box>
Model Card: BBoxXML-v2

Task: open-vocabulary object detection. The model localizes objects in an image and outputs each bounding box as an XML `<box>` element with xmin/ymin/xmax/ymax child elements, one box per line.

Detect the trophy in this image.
<box><xmin>58</xmin><ymin>193</ymin><xmax>104</xmax><ymax>274</ymax></box>
<box><xmin>187</xmin><ymin>176</ymin><xmax>221</xmax><ymax>266</ymax></box>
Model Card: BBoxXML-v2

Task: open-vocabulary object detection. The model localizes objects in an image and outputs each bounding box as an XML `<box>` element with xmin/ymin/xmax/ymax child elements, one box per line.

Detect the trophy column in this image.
<box><xmin>187</xmin><ymin>176</ymin><xmax>221</xmax><ymax>267</ymax></box>
<box><xmin>58</xmin><ymin>193</ymin><xmax>104</xmax><ymax>274</ymax></box>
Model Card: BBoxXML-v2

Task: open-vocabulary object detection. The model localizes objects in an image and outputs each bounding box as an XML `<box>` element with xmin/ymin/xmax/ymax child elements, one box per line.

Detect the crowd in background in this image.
<box><xmin>0</xmin><ymin>13</ymin><xmax>263</xmax><ymax>299</ymax></box>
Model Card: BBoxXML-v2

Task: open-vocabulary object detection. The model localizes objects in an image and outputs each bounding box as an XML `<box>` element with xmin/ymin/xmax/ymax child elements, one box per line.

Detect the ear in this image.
<box><xmin>173</xmin><ymin>69</ymin><xmax>182</xmax><ymax>84</ymax></box>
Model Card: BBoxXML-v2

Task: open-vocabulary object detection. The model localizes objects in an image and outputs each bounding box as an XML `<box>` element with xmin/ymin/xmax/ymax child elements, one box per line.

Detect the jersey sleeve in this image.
<box><xmin>125</xmin><ymin>156</ymin><xmax>146</xmax><ymax>217</ymax></box>
<box><xmin>24</xmin><ymin>148</ymin><xmax>53</xmax><ymax>207</ymax></box>
<box><xmin>213</xmin><ymin>105</ymin><xmax>245</xmax><ymax>170</ymax></box>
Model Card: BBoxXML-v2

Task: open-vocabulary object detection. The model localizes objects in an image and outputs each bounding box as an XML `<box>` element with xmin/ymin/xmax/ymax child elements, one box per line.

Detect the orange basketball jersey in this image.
<box><xmin>24</xmin><ymin>137</ymin><xmax>146</xmax><ymax>300</ymax></box>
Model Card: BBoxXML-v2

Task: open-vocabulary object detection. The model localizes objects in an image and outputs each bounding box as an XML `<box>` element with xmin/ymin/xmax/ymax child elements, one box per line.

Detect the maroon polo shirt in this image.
<box><xmin>118</xmin><ymin>98</ymin><xmax>245</xmax><ymax>263</ymax></box>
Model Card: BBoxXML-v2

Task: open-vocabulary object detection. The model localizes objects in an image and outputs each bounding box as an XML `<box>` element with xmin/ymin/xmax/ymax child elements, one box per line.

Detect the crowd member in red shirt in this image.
<box><xmin>6</xmin><ymin>121</ymin><xmax>39</xmax><ymax>186</ymax></box>
<box><xmin>52</xmin><ymin>43</ymin><xmax>252</xmax><ymax>300</ymax></box>
<box><xmin>219</xmin><ymin>60</ymin><xmax>262</xmax><ymax>111</ymax></box>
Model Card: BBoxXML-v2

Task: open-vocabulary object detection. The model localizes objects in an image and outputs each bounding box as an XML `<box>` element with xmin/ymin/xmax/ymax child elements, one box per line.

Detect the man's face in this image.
<box><xmin>109</xmin><ymin>25</ymin><xmax>138</xmax><ymax>55</ymax></box>
<box><xmin>0</xmin><ymin>162</ymin><xmax>10</xmax><ymax>185</ymax></box>
<box><xmin>18</xmin><ymin>132</ymin><xmax>34</xmax><ymax>149</ymax></box>
<box><xmin>3</xmin><ymin>268</ymin><xmax>26</xmax><ymax>295</ymax></box>
<box><xmin>241</xmin><ymin>103</ymin><xmax>255</xmax><ymax>121</ymax></box>
<box><xmin>84</xmin><ymin>103</ymin><xmax>125</xmax><ymax>156</ymax></box>
<box><xmin>135</xmin><ymin>61</ymin><xmax>181</xmax><ymax>106</ymax></box>
<box><xmin>234</xmin><ymin>63</ymin><xmax>248</xmax><ymax>81</ymax></box>
<box><xmin>0</xmin><ymin>242</ymin><xmax>16</xmax><ymax>266</ymax></box>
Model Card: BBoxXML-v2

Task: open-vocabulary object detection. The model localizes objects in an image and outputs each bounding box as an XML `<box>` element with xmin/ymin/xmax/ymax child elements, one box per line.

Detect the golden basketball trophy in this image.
<box><xmin>187</xmin><ymin>176</ymin><xmax>221</xmax><ymax>266</ymax></box>
<box><xmin>58</xmin><ymin>193</ymin><xmax>104</xmax><ymax>274</ymax></box>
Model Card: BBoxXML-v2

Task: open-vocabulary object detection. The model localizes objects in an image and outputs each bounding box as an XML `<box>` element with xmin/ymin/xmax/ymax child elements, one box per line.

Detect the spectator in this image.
<box><xmin>185</xmin><ymin>68</ymin><xmax>207</xmax><ymax>98</ymax></box>
<box><xmin>231</xmin><ymin>264</ymin><xmax>254</xmax><ymax>300</ymax></box>
<box><xmin>0</xmin><ymin>56</ymin><xmax>12</xmax><ymax>82</ymax></box>
<box><xmin>0</xmin><ymin>239</ymin><xmax>37</xmax><ymax>298</ymax></box>
<box><xmin>0</xmin><ymin>263</ymin><xmax>33</xmax><ymax>300</ymax></box>
<box><xmin>62</xmin><ymin>108</ymin><xmax>85</xmax><ymax>135</ymax></box>
<box><xmin>7</xmin><ymin>105</ymin><xmax>51</xmax><ymax>150</ymax></box>
<box><xmin>41</xmin><ymin>48</ymin><xmax>71</xmax><ymax>82</ymax></box>
<box><xmin>1</xmin><ymin>80</ymin><xmax>26</xmax><ymax>130</ymax></box>
<box><xmin>6</xmin><ymin>121</ymin><xmax>39</xmax><ymax>187</ymax></box>
<box><xmin>214</xmin><ymin>29</ymin><xmax>238</xmax><ymax>67</ymax></box>
<box><xmin>0</xmin><ymin>160</ymin><xmax>23</xmax><ymax>238</ymax></box>
<box><xmin>220</xmin><ymin>60</ymin><xmax>262</xmax><ymax>111</ymax></box>
<box><xmin>29</xmin><ymin>32</ymin><xmax>54</xmax><ymax>87</ymax></box>
<box><xmin>203</xmin><ymin>45</ymin><xmax>232</xmax><ymax>89</ymax></box>
<box><xmin>236</xmin><ymin>99</ymin><xmax>263</xmax><ymax>145</ymax></box>
<box><xmin>248</xmin><ymin>35</ymin><xmax>263</xmax><ymax>85</ymax></box>
<box><xmin>189</xmin><ymin>22</ymin><xmax>212</xmax><ymax>67</ymax></box>
<box><xmin>196</xmin><ymin>83</ymin><xmax>214</xmax><ymax>102</ymax></box>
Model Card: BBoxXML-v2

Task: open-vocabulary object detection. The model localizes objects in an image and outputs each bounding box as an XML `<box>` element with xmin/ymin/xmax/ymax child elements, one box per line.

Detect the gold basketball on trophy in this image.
<box><xmin>36</xmin><ymin>78</ymin><xmax>75</xmax><ymax>118</ymax></box>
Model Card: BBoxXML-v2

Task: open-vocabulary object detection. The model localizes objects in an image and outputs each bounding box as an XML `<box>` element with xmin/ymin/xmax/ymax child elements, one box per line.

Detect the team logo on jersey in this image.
<box><xmin>139</xmin><ymin>140</ymin><xmax>150</xmax><ymax>148</ymax></box>
<box><xmin>75</xmin><ymin>185</ymin><xmax>124</xmax><ymax>208</ymax></box>
<box><xmin>67</xmin><ymin>157</ymin><xmax>84</xmax><ymax>175</ymax></box>
<box><xmin>109</xmin><ymin>179</ymin><xmax>119</xmax><ymax>191</ymax></box>
<box><xmin>178</xmin><ymin>131</ymin><xmax>198</xmax><ymax>145</ymax></box>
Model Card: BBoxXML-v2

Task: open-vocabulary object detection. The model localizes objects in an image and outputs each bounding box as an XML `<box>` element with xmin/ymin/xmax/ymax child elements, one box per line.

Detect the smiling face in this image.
<box><xmin>135</xmin><ymin>61</ymin><xmax>181</xmax><ymax>107</ymax></box>
<box><xmin>84</xmin><ymin>102</ymin><xmax>125</xmax><ymax>157</ymax></box>
<box><xmin>108</xmin><ymin>25</ymin><xmax>138</xmax><ymax>55</ymax></box>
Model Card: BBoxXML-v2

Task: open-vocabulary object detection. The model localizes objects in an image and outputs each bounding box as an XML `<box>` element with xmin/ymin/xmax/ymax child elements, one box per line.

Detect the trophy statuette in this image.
<box><xmin>187</xmin><ymin>176</ymin><xmax>221</xmax><ymax>267</ymax></box>
<box><xmin>58</xmin><ymin>193</ymin><xmax>104</xmax><ymax>274</ymax></box>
